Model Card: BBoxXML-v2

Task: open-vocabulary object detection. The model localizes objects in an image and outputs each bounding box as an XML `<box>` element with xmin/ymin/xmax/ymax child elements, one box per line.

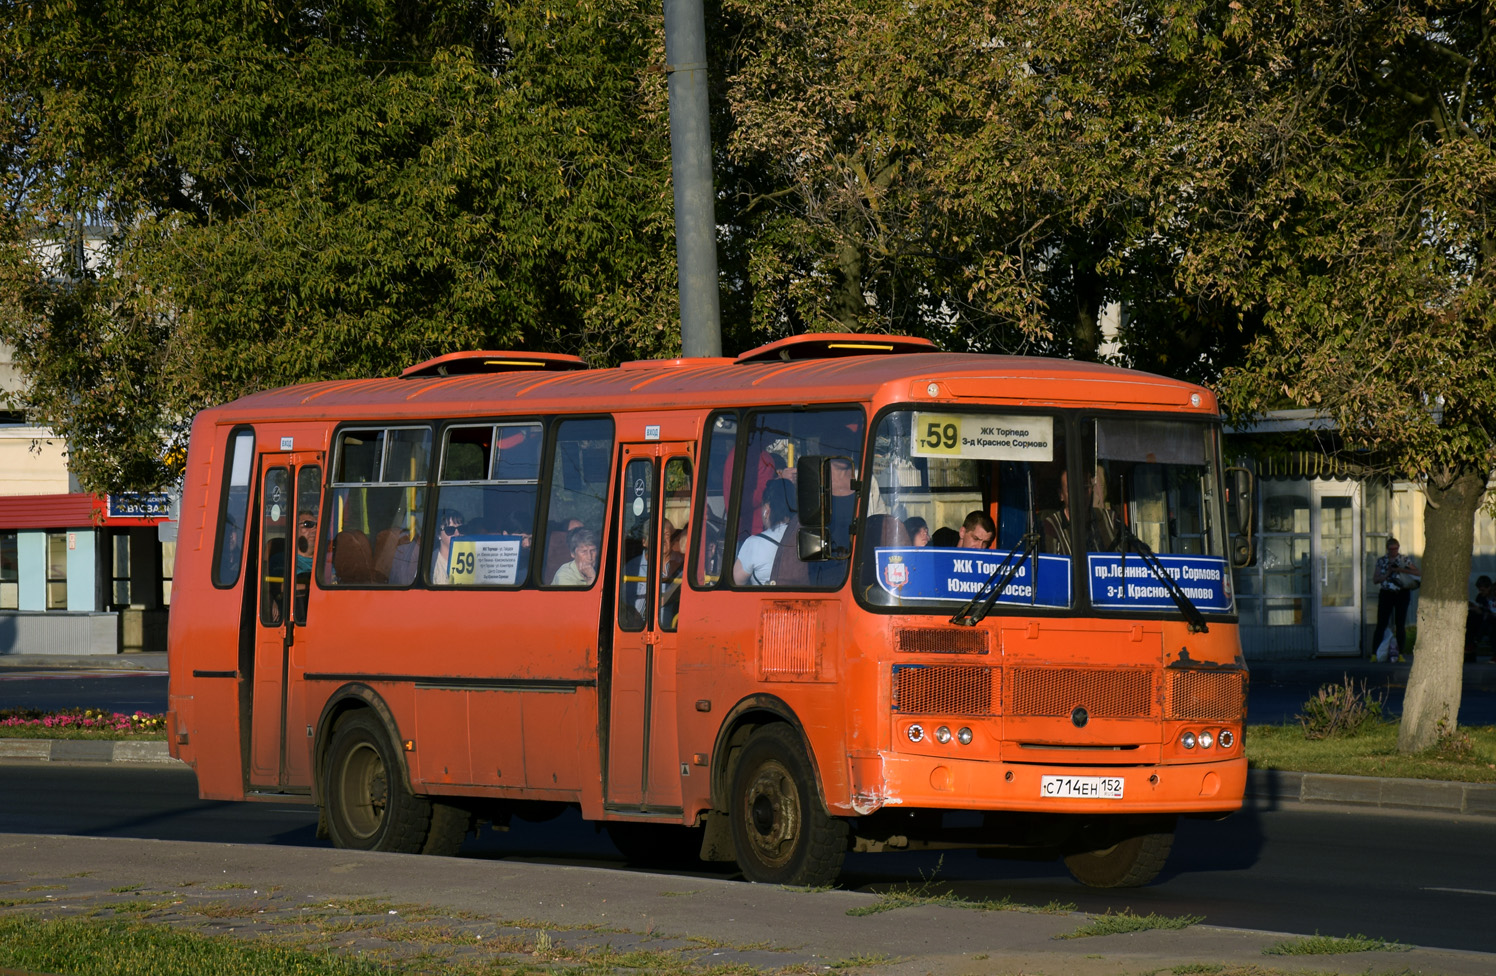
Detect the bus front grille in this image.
<box><xmin>1166</xmin><ymin>669</ymin><xmax>1245</xmax><ymax>721</ymax></box>
<box><xmin>1009</xmin><ymin>667</ymin><xmax>1154</xmax><ymax>719</ymax></box>
<box><xmin>891</xmin><ymin>664</ymin><xmax>998</xmax><ymax>716</ymax></box>
<box><xmin>895</xmin><ymin>628</ymin><xmax>989</xmax><ymax>655</ymax></box>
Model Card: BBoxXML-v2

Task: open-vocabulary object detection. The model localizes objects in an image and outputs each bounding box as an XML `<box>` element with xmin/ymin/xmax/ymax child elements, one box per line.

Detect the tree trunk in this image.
<box><xmin>1397</xmin><ymin>468</ymin><xmax>1486</xmax><ymax>753</ymax></box>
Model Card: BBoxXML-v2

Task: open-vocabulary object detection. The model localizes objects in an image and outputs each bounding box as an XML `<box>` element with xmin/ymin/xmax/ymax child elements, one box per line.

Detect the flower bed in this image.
<box><xmin>0</xmin><ymin>708</ymin><xmax>167</xmax><ymax>740</ymax></box>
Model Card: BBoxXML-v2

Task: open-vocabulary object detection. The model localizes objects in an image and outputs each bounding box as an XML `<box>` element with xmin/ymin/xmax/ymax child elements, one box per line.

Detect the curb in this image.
<box><xmin>1246</xmin><ymin>767</ymin><xmax>1496</xmax><ymax>817</ymax></box>
<box><xmin>0</xmin><ymin>739</ymin><xmax>179</xmax><ymax>764</ymax></box>
<box><xmin>3</xmin><ymin>740</ymin><xmax>1494</xmax><ymax>818</ymax></box>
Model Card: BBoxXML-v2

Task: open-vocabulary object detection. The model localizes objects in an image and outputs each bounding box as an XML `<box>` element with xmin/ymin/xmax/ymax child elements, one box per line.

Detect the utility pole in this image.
<box><xmin>662</xmin><ymin>0</ymin><xmax>723</xmax><ymax>358</ymax></box>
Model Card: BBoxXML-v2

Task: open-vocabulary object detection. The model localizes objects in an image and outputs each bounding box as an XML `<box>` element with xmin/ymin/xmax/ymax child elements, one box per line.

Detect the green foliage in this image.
<box><xmin>0</xmin><ymin>0</ymin><xmax>680</xmax><ymax>491</ymax></box>
<box><xmin>1296</xmin><ymin>677</ymin><xmax>1385</xmax><ymax>740</ymax></box>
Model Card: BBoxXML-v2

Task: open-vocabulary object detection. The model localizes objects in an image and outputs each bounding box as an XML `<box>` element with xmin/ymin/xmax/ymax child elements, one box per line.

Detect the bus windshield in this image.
<box><xmin>863</xmin><ymin>410</ymin><xmax>1232</xmax><ymax>616</ymax></box>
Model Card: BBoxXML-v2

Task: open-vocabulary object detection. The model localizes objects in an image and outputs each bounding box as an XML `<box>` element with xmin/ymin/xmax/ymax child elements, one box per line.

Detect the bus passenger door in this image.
<box><xmin>248</xmin><ymin>453</ymin><xmax>323</xmax><ymax>790</ymax></box>
<box><xmin>605</xmin><ymin>443</ymin><xmax>693</xmax><ymax>813</ymax></box>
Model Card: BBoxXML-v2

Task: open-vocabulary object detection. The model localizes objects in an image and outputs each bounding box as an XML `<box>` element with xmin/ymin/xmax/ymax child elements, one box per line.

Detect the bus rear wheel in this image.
<box><xmin>729</xmin><ymin>725</ymin><xmax>847</xmax><ymax>886</ymax></box>
<box><xmin>1063</xmin><ymin>815</ymin><xmax>1176</xmax><ymax>888</ymax></box>
<box><xmin>324</xmin><ymin>711</ymin><xmax>435</xmax><ymax>854</ymax></box>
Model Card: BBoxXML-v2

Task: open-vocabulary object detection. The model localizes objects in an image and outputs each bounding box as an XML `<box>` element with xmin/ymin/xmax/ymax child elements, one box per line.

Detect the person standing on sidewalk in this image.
<box><xmin>1371</xmin><ymin>537</ymin><xmax>1421</xmax><ymax>662</ymax></box>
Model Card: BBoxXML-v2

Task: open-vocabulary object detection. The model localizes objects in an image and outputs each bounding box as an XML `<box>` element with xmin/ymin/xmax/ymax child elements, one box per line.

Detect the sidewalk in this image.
<box><xmin>3</xmin><ymin>832</ymin><xmax>1493</xmax><ymax>976</ymax></box>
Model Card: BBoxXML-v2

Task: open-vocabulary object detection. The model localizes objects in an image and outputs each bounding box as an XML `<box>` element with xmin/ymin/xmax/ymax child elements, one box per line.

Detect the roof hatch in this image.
<box><xmin>734</xmin><ymin>332</ymin><xmax>938</xmax><ymax>364</ymax></box>
<box><xmin>400</xmin><ymin>351</ymin><xmax>588</xmax><ymax>378</ymax></box>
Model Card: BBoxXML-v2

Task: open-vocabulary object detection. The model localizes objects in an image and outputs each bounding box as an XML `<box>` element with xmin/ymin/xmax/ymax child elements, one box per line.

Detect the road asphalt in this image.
<box><xmin>3</xmin><ymin>651</ymin><xmax>1496</xmax><ymax>975</ymax></box>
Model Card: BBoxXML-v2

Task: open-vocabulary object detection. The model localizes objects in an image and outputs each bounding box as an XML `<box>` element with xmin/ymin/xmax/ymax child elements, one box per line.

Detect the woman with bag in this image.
<box><xmin>1371</xmin><ymin>538</ymin><xmax>1420</xmax><ymax>662</ymax></box>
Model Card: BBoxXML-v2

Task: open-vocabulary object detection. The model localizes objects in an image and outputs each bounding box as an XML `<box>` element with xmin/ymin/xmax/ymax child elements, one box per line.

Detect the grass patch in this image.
<box><xmin>1246</xmin><ymin>722</ymin><xmax>1496</xmax><ymax>782</ymax></box>
<box><xmin>847</xmin><ymin>877</ymin><xmax>1074</xmax><ymax>917</ymax></box>
<box><xmin>0</xmin><ymin>915</ymin><xmax>404</xmax><ymax>975</ymax></box>
<box><xmin>1263</xmin><ymin>932</ymin><xmax>1410</xmax><ymax>955</ymax></box>
<box><xmin>827</xmin><ymin>952</ymin><xmax>895</xmax><ymax>967</ymax></box>
<box><xmin>1058</xmin><ymin>909</ymin><xmax>1204</xmax><ymax>939</ymax></box>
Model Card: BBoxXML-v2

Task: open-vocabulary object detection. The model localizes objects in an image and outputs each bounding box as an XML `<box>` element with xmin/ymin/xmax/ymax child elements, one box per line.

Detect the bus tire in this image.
<box><xmin>1063</xmin><ymin>815</ymin><xmax>1176</xmax><ymax>888</ymax></box>
<box><xmin>324</xmin><ymin>711</ymin><xmax>432</xmax><ymax>854</ymax></box>
<box><xmin>729</xmin><ymin>724</ymin><xmax>847</xmax><ymax>886</ymax></box>
<box><xmin>421</xmin><ymin>802</ymin><xmax>471</xmax><ymax>857</ymax></box>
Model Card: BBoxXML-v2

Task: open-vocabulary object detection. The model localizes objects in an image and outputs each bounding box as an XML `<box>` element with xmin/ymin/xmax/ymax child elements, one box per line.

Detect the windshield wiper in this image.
<box><xmin>1115</xmin><ymin>523</ymin><xmax>1209</xmax><ymax>634</ymax></box>
<box><xmin>949</xmin><ymin>530</ymin><xmax>1043</xmax><ymax>627</ymax></box>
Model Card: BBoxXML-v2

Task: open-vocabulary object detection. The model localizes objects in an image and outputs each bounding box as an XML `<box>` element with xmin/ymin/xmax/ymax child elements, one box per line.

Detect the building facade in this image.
<box><xmin>1</xmin><ymin>343</ymin><xmax>176</xmax><ymax>655</ymax></box>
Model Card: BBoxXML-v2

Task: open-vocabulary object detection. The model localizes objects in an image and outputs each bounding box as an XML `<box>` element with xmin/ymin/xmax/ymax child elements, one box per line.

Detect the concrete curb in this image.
<box><xmin>3</xmin><ymin>740</ymin><xmax>1494</xmax><ymax>818</ymax></box>
<box><xmin>1246</xmin><ymin>767</ymin><xmax>1496</xmax><ymax>817</ymax></box>
<box><xmin>0</xmin><ymin>739</ymin><xmax>179</xmax><ymax>764</ymax></box>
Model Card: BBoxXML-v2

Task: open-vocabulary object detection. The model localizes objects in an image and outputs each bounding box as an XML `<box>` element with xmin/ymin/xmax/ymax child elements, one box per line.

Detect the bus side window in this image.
<box><xmin>540</xmin><ymin>417</ymin><xmax>615</xmax><ymax>588</ymax></box>
<box><xmin>213</xmin><ymin>429</ymin><xmax>255</xmax><ymax>587</ymax></box>
<box><xmin>693</xmin><ymin>413</ymin><xmax>736</xmax><ymax>588</ymax></box>
<box><xmin>432</xmin><ymin>422</ymin><xmax>541</xmax><ymax>587</ymax></box>
<box><xmin>731</xmin><ymin>408</ymin><xmax>865</xmax><ymax>590</ymax></box>
<box><xmin>321</xmin><ymin>426</ymin><xmax>431</xmax><ymax>587</ymax></box>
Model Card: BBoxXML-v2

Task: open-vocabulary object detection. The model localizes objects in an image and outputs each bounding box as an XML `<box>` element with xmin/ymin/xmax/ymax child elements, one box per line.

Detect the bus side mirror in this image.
<box><xmin>1226</xmin><ymin>465</ymin><xmax>1256</xmax><ymax>569</ymax></box>
<box><xmin>796</xmin><ymin>455</ymin><xmax>832</xmax><ymax>561</ymax></box>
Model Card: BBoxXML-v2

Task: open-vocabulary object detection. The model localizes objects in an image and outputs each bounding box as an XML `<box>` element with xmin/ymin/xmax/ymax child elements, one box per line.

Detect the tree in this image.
<box><xmin>0</xmin><ymin>0</ymin><xmax>680</xmax><ymax>491</ymax></box>
<box><xmin>1183</xmin><ymin>1</ymin><xmax>1496</xmax><ymax>751</ymax></box>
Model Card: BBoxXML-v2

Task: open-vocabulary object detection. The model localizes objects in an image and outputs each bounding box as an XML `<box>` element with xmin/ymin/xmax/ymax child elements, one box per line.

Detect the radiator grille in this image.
<box><xmin>760</xmin><ymin>604</ymin><xmax>819</xmax><ymax>678</ymax></box>
<box><xmin>1166</xmin><ymin>669</ymin><xmax>1245</xmax><ymax>721</ymax></box>
<box><xmin>891</xmin><ymin>664</ymin><xmax>997</xmax><ymax>716</ymax></box>
<box><xmin>1009</xmin><ymin>667</ymin><xmax>1154</xmax><ymax>719</ymax></box>
<box><xmin>895</xmin><ymin>628</ymin><xmax>989</xmax><ymax>655</ymax></box>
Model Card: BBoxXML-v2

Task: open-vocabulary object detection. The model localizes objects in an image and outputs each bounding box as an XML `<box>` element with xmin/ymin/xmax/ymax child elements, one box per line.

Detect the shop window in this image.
<box><xmin>0</xmin><ymin>530</ymin><xmax>16</xmax><ymax>610</ymax></box>
<box><xmin>161</xmin><ymin>538</ymin><xmax>176</xmax><ymax>606</ymax></box>
<box><xmin>111</xmin><ymin>532</ymin><xmax>132</xmax><ymax>608</ymax></box>
<box><xmin>46</xmin><ymin>532</ymin><xmax>68</xmax><ymax>610</ymax></box>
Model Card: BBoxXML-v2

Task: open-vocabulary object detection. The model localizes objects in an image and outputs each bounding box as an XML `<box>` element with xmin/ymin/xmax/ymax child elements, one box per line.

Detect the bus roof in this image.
<box><xmin>206</xmin><ymin>346</ymin><xmax>1217</xmax><ymax>425</ymax></box>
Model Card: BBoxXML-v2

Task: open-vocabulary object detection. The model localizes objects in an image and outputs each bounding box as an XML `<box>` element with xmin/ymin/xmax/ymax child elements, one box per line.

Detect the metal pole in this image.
<box><xmin>662</xmin><ymin>0</ymin><xmax>723</xmax><ymax>358</ymax></box>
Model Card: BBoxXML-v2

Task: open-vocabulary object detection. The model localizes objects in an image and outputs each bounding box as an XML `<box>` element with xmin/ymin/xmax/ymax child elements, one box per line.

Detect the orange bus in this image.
<box><xmin>167</xmin><ymin>333</ymin><xmax>1253</xmax><ymax>887</ymax></box>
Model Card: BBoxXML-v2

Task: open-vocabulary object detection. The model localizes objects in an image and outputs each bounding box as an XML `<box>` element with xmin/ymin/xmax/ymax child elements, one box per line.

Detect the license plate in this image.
<box><xmin>1040</xmin><ymin>775</ymin><xmax>1124</xmax><ymax>799</ymax></box>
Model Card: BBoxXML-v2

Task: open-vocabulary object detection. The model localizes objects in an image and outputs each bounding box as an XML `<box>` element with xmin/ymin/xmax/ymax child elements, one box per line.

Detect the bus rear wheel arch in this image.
<box><xmin>322</xmin><ymin>709</ymin><xmax>467</xmax><ymax>856</ymax></box>
<box><xmin>1062</xmin><ymin>814</ymin><xmax>1177</xmax><ymax>887</ymax></box>
<box><xmin>728</xmin><ymin>723</ymin><xmax>848</xmax><ymax>886</ymax></box>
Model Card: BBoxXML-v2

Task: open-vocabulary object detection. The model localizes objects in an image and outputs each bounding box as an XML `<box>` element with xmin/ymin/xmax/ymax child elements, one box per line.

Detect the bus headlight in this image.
<box><xmin>1180</xmin><ymin>731</ymin><xmax>1197</xmax><ymax>749</ymax></box>
<box><xmin>957</xmin><ymin>727</ymin><xmax>973</xmax><ymax>745</ymax></box>
<box><xmin>907</xmin><ymin>724</ymin><xmax>924</xmax><ymax>743</ymax></box>
<box><xmin>1198</xmin><ymin>730</ymin><xmax>1215</xmax><ymax>749</ymax></box>
<box><xmin>1219</xmin><ymin>730</ymin><xmax>1235</xmax><ymax>749</ymax></box>
<box><xmin>934</xmin><ymin>726</ymin><xmax>952</xmax><ymax>744</ymax></box>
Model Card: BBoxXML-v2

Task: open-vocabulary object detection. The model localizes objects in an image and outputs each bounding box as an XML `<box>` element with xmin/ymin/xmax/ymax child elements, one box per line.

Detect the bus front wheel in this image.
<box><xmin>324</xmin><ymin>711</ymin><xmax>436</xmax><ymax>855</ymax></box>
<box><xmin>1063</xmin><ymin>815</ymin><xmax>1176</xmax><ymax>887</ymax></box>
<box><xmin>729</xmin><ymin>725</ymin><xmax>847</xmax><ymax>886</ymax></box>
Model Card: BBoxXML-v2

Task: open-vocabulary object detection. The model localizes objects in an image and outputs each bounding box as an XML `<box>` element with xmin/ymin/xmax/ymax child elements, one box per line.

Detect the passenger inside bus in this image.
<box><xmin>734</xmin><ymin>479</ymin><xmax>794</xmax><ymax>586</ymax></box>
<box><xmin>543</xmin><ymin>517</ymin><xmax>584</xmax><ymax>583</ymax></box>
<box><xmin>956</xmin><ymin>510</ymin><xmax>996</xmax><ymax>549</ymax></box>
<box><xmin>1042</xmin><ymin>467</ymin><xmax>1118</xmax><ymax>555</ymax></box>
<box><xmin>904</xmin><ymin>516</ymin><xmax>930</xmax><ymax>547</ymax></box>
<box><xmin>550</xmin><ymin>526</ymin><xmax>599</xmax><ymax>586</ymax></box>
<box><xmin>429</xmin><ymin>509</ymin><xmax>465</xmax><ymax>584</ymax></box>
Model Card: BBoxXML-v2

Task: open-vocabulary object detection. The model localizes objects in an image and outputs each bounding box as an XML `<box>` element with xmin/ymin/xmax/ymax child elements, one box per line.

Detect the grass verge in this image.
<box><xmin>1247</xmin><ymin>722</ymin><xmax>1496</xmax><ymax>782</ymax></box>
<box><xmin>0</xmin><ymin>916</ymin><xmax>401</xmax><ymax>975</ymax></box>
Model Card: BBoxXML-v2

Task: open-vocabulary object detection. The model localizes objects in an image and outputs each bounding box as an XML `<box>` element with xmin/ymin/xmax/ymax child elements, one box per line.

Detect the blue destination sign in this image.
<box><xmin>873</xmin><ymin>547</ymin><xmax>1072</xmax><ymax>607</ymax></box>
<box><xmin>1087</xmin><ymin>553</ymin><xmax>1232</xmax><ymax>613</ymax></box>
<box><xmin>106</xmin><ymin>492</ymin><xmax>172</xmax><ymax>519</ymax></box>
